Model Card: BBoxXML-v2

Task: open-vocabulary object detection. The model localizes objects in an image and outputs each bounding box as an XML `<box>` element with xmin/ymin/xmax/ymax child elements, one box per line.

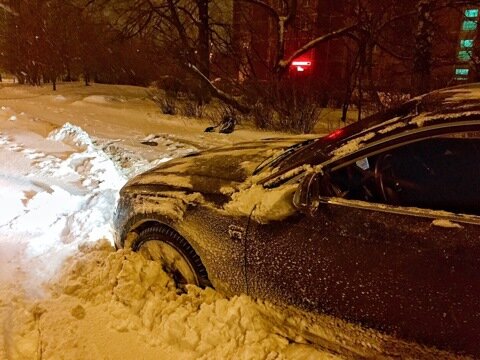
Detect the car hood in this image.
<box><xmin>122</xmin><ymin>138</ymin><xmax>306</xmax><ymax>195</ymax></box>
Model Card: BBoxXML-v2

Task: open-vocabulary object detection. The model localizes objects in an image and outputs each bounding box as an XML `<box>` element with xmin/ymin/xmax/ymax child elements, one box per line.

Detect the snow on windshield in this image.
<box><xmin>330</xmin><ymin>132</ymin><xmax>376</xmax><ymax>159</ymax></box>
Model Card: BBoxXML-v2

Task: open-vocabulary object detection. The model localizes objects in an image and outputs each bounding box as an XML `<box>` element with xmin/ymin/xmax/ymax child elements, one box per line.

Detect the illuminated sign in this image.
<box><xmin>292</xmin><ymin>61</ymin><xmax>312</xmax><ymax>66</ymax></box>
<box><xmin>291</xmin><ymin>60</ymin><xmax>312</xmax><ymax>72</ymax></box>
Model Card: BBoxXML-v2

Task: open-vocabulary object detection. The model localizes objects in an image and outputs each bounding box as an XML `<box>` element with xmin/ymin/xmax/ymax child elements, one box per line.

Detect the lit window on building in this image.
<box><xmin>461</xmin><ymin>39</ymin><xmax>474</xmax><ymax>48</ymax></box>
<box><xmin>458</xmin><ymin>50</ymin><xmax>472</xmax><ymax>61</ymax></box>
<box><xmin>465</xmin><ymin>9</ymin><xmax>479</xmax><ymax>18</ymax></box>
<box><xmin>455</xmin><ymin>68</ymin><xmax>469</xmax><ymax>76</ymax></box>
<box><xmin>462</xmin><ymin>20</ymin><xmax>478</xmax><ymax>31</ymax></box>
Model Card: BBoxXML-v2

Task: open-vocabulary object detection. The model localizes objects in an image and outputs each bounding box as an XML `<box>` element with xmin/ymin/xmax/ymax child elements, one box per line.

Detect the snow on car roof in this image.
<box><xmin>325</xmin><ymin>83</ymin><xmax>480</xmax><ymax>161</ymax></box>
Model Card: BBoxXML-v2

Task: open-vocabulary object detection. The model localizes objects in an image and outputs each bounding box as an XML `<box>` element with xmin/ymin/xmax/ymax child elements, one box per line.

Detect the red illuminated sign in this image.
<box><xmin>291</xmin><ymin>60</ymin><xmax>312</xmax><ymax>72</ymax></box>
<box><xmin>292</xmin><ymin>61</ymin><xmax>312</xmax><ymax>66</ymax></box>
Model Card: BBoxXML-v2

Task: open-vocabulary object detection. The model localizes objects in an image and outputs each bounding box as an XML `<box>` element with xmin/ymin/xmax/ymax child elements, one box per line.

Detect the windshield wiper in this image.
<box><xmin>253</xmin><ymin>139</ymin><xmax>316</xmax><ymax>175</ymax></box>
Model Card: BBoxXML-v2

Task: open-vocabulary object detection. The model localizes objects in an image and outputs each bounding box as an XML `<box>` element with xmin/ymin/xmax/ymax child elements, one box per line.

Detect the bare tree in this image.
<box><xmin>238</xmin><ymin>0</ymin><xmax>357</xmax><ymax>75</ymax></box>
<box><xmin>412</xmin><ymin>0</ymin><xmax>436</xmax><ymax>95</ymax></box>
<box><xmin>1</xmin><ymin>0</ymin><xmax>477</xmax><ymax>129</ymax></box>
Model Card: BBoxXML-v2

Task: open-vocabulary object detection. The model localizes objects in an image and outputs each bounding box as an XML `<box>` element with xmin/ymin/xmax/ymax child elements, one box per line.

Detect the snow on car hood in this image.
<box><xmin>122</xmin><ymin>138</ymin><xmax>303</xmax><ymax>194</ymax></box>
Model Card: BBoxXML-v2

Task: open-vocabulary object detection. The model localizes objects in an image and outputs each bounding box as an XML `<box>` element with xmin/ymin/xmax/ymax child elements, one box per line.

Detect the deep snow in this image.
<box><xmin>0</xmin><ymin>83</ymin><xmax>467</xmax><ymax>359</ymax></box>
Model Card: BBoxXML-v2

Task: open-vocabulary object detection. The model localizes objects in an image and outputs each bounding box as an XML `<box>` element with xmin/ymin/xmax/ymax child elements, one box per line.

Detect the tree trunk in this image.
<box><xmin>17</xmin><ymin>73</ymin><xmax>25</xmax><ymax>85</ymax></box>
<box><xmin>196</xmin><ymin>0</ymin><xmax>211</xmax><ymax>104</ymax></box>
<box><xmin>84</xmin><ymin>71</ymin><xmax>90</xmax><ymax>86</ymax></box>
<box><xmin>357</xmin><ymin>41</ymin><xmax>366</xmax><ymax>122</ymax></box>
<box><xmin>65</xmin><ymin>62</ymin><xmax>72</xmax><ymax>82</ymax></box>
<box><xmin>364</xmin><ymin>40</ymin><xmax>383</xmax><ymax>113</ymax></box>
<box><xmin>412</xmin><ymin>0</ymin><xmax>434</xmax><ymax>95</ymax></box>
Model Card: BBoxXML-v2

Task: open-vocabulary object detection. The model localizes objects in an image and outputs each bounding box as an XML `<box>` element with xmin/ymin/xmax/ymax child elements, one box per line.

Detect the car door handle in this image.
<box><xmin>228</xmin><ymin>225</ymin><xmax>244</xmax><ymax>241</ymax></box>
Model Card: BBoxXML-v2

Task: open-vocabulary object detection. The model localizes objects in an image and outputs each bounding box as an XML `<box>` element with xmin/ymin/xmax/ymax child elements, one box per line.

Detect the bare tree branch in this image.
<box><xmin>375</xmin><ymin>39</ymin><xmax>413</xmax><ymax>61</ymax></box>
<box><xmin>278</xmin><ymin>24</ymin><xmax>358</xmax><ymax>70</ymax></box>
<box><xmin>188</xmin><ymin>63</ymin><xmax>252</xmax><ymax>113</ymax></box>
<box><xmin>0</xmin><ymin>2</ymin><xmax>17</xmax><ymax>15</ymax></box>
<box><xmin>238</xmin><ymin>0</ymin><xmax>278</xmax><ymax>19</ymax></box>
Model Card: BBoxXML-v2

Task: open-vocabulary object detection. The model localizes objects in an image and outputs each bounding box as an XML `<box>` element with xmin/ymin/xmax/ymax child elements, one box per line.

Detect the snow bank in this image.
<box><xmin>4</xmin><ymin>240</ymin><xmax>454</xmax><ymax>360</ymax></box>
<box><xmin>1</xmin><ymin>241</ymin><xmax>331</xmax><ymax>359</ymax></box>
<box><xmin>53</xmin><ymin>95</ymin><xmax>67</xmax><ymax>102</ymax></box>
<box><xmin>82</xmin><ymin>95</ymin><xmax>127</xmax><ymax>104</ymax></box>
<box><xmin>47</xmin><ymin>122</ymin><xmax>126</xmax><ymax>189</ymax></box>
<box><xmin>0</xmin><ymin>122</ymin><xmax>127</xmax><ymax>293</ymax></box>
<box><xmin>48</xmin><ymin>122</ymin><xmax>94</xmax><ymax>149</ymax></box>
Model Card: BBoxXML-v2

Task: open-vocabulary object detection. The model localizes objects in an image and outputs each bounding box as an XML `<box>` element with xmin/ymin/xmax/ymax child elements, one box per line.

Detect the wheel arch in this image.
<box><xmin>130</xmin><ymin>219</ymin><xmax>169</xmax><ymax>238</ymax></box>
<box><xmin>122</xmin><ymin>216</ymin><xmax>180</xmax><ymax>248</ymax></box>
<box><xmin>123</xmin><ymin>217</ymin><xmax>211</xmax><ymax>287</ymax></box>
<box><xmin>124</xmin><ymin>216</ymin><xmax>204</xmax><ymax>259</ymax></box>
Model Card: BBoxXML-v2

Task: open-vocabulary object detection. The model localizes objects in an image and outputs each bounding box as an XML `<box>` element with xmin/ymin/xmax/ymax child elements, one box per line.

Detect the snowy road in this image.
<box><xmin>0</xmin><ymin>84</ymin><xmax>467</xmax><ymax>359</ymax></box>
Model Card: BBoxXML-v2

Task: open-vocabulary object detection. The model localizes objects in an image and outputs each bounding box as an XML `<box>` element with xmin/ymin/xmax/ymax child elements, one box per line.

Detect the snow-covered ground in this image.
<box><xmin>0</xmin><ymin>83</ymin><xmax>466</xmax><ymax>359</ymax></box>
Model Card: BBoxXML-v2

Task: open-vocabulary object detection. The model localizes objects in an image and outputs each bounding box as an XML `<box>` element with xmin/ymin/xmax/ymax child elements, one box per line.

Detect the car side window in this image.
<box><xmin>321</xmin><ymin>131</ymin><xmax>480</xmax><ymax>216</ymax></box>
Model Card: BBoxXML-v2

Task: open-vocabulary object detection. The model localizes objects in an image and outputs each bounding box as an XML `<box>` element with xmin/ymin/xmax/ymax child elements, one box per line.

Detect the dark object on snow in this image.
<box><xmin>114</xmin><ymin>83</ymin><xmax>480</xmax><ymax>358</ymax></box>
<box><xmin>140</xmin><ymin>141</ymin><xmax>158</xmax><ymax>146</ymax></box>
<box><xmin>204</xmin><ymin>115</ymin><xmax>236</xmax><ymax>134</ymax></box>
<box><xmin>161</xmin><ymin>99</ymin><xmax>176</xmax><ymax>115</ymax></box>
<box><xmin>219</xmin><ymin>115</ymin><xmax>235</xmax><ymax>134</ymax></box>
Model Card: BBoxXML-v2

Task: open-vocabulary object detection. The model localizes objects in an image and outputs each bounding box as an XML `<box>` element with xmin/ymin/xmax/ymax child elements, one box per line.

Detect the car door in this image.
<box><xmin>246</xmin><ymin>129</ymin><xmax>480</xmax><ymax>356</ymax></box>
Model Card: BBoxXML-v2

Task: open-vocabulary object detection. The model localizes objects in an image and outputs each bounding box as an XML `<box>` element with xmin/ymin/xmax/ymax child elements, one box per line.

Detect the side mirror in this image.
<box><xmin>293</xmin><ymin>172</ymin><xmax>321</xmax><ymax>216</ymax></box>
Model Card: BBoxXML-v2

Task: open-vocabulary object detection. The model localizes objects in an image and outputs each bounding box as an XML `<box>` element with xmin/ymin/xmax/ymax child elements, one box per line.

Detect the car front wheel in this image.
<box><xmin>132</xmin><ymin>225</ymin><xmax>210</xmax><ymax>289</ymax></box>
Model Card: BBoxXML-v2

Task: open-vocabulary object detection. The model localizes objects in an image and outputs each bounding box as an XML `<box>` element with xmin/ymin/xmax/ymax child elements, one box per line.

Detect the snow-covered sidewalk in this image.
<box><xmin>0</xmin><ymin>83</ymin><xmax>465</xmax><ymax>359</ymax></box>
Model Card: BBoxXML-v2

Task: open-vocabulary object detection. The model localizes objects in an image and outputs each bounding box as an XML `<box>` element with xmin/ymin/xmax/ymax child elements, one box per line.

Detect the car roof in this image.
<box><xmin>273</xmin><ymin>83</ymin><xmax>480</xmax><ymax>176</ymax></box>
<box><xmin>320</xmin><ymin>83</ymin><xmax>480</xmax><ymax>158</ymax></box>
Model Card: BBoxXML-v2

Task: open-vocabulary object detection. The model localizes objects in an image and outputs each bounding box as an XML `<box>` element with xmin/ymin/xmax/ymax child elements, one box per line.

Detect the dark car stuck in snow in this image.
<box><xmin>114</xmin><ymin>84</ymin><xmax>480</xmax><ymax>356</ymax></box>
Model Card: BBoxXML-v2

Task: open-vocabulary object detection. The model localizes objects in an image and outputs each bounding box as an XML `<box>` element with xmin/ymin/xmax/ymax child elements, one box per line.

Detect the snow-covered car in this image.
<box><xmin>114</xmin><ymin>83</ymin><xmax>480</xmax><ymax>356</ymax></box>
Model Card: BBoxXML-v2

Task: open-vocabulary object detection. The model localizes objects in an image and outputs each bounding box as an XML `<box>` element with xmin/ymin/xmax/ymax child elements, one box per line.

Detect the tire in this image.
<box><xmin>132</xmin><ymin>225</ymin><xmax>210</xmax><ymax>289</ymax></box>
